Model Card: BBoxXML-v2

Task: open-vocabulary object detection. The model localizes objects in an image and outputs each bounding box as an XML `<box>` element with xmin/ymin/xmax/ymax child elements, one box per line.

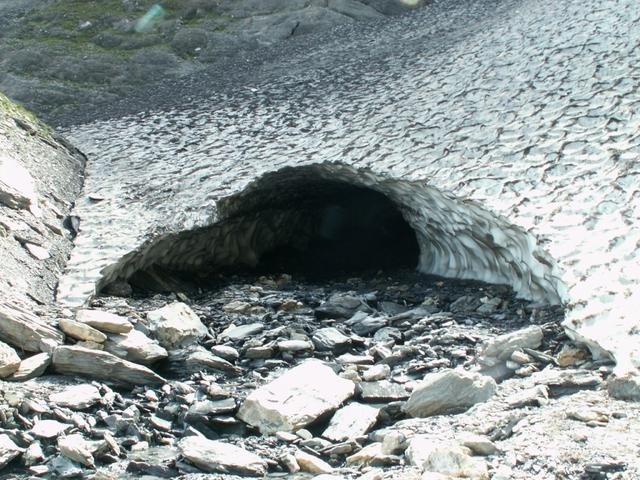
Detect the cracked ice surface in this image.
<box><xmin>58</xmin><ymin>0</ymin><xmax>640</xmax><ymax>370</ymax></box>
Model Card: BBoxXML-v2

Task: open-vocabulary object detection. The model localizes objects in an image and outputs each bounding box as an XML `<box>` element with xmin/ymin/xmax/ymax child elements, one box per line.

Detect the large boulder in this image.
<box><xmin>404</xmin><ymin>369</ymin><xmax>496</xmax><ymax>417</ymax></box>
<box><xmin>238</xmin><ymin>359</ymin><xmax>355</xmax><ymax>433</ymax></box>
<box><xmin>146</xmin><ymin>302</ymin><xmax>208</xmax><ymax>350</ymax></box>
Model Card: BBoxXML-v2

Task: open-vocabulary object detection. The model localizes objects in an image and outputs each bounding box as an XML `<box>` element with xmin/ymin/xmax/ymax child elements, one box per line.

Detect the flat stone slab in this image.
<box><xmin>49</xmin><ymin>384</ymin><xmax>102</xmax><ymax>410</ymax></box>
<box><xmin>52</xmin><ymin>345</ymin><xmax>165</xmax><ymax>386</ymax></box>
<box><xmin>403</xmin><ymin>369</ymin><xmax>496</xmax><ymax>417</ymax></box>
<box><xmin>0</xmin><ymin>301</ymin><xmax>64</xmax><ymax>352</ymax></box>
<box><xmin>104</xmin><ymin>329</ymin><xmax>168</xmax><ymax>365</ymax></box>
<box><xmin>323</xmin><ymin>403</ymin><xmax>380</xmax><ymax>442</ymax></box>
<box><xmin>238</xmin><ymin>359</ymin><xmax>355</xmax><ymax>434</ymax></box>
<box><xmin>59</xmin><ymin>318</ymin><xmax>107</xmax><ymax>343</ymax></box>
<box><xmin>6</xmin><ymin>352</ymin><xmax>51</xmax><ymax>381</ymax></box>
<box><xmin>0</xmin><ymin>434</ymin><xmax>24</xmax><ymax>469</ymax></box>
<box><xmin>76</xmin><ymin>309</ymin><xmax>133</xmax><ymax>334</ymax></box>
<box><xmin>178</xmin><ymin>436</ymin><xmax>267</xmax><ymax>476</ymax></box>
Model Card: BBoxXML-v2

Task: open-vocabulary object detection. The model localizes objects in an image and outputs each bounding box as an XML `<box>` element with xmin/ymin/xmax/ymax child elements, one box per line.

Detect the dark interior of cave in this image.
<box><xmin>252</xmin><ymin>184</ymin><xmax>420</xmax><ymax>278</ymax></box>
<box><xmin>125</xmin><ymin>179</ymin><xmax>421</xmax><ymax>292</ymax></box>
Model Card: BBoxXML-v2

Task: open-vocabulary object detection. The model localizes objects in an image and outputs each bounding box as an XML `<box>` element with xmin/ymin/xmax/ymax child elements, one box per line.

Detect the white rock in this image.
<box><xmin>76</xmin><ymin>309</ymin><xmax>133</xmax><ymax>334</ymax></box>
<box><xmin>295</xmin><ymin>450</ymin><xmax>333</xmax><ymax>474</ymax></box>
<box><xmin>0</xmin><ymin>340</ymin><xmax>20</xmax><ymax>378</ymax></box>
<box><xmin>147</xmin><ymin>302</ymin><xmax>207</xmax><ymax>349</ymax></box>
<box><xmin>59</xmin><ymin>318</ymin><xmax>107</xmax><ymax>343</ymax></box>
<box><xmin>323</xmin><ymin>403</ymin><xmax>380</xmax><ymax>442</ymax></box>
<box><xmin>25</xmin><ymin>243</ymin><xmax>50</xmax><ymax>260</ymax></box>
<box><xmin>49</xmin><ymin>384</ymin><xmax>101</xmax><ymax>410</ymax></box>
<box><xmin>23</xmin><ymin>441</ymin><xmax>44</xmax><ymax>466</ymax></box>
<box><xmin>477</xmin><ymin>326</ymin><xmax>543</xmax><ymax>367</ymax></box>
<box><xmin>104</xmin><ymin>329</ymin><xmax>168</xmax><ymax>365</ymax></box>
<box><xmin>425</xmin><ymin>445</ymin><xmax>488</xmax><ymax>479</ymax></box>
<box><xmin>403</xmin><ymin>369</ymin><xmax>496</xmax><ymax>417</ymax></box>
<box><xmin>0</xmin><ymin>156</ymin><xmax>36</xmax><ymax>210</ymax></box>
<box><xmin>457</xmin><ymin>433</ymin><xmax>499</xmax><ymax>456</ymax></box>
<box><xmin>7</xmin><ymin>352</ymin><xmax>50</xmax><ymax>382</ymax></box>
<box><xmin>58</xmin><ymin>434</ymin><xmax>94</xmax><ymax>467</ymax></box>
<box><xmin>179</xmin><ymin>436</ymin><xmax>267</xmax><ymax>476</ymax></box>
<box><xmin>0</xmin><ymin>302</ymin><xmax>64</xmax><ymax>352</ymax></box>
<box><xmin>346</xmin><ymin>442</ymin><xmax>385</xmax><ymax>466</ymax></box>
<box><xmin>0</xmin><ymin>434</ymin><xmax>24</xmax><ymax>469</ymax></box>
<box><xmin>238</xmin><ymin>360</ymin><xmax>355</xmax><ymax>434</ymax></box>
<box><xmin>362</xmin><ymin>364</ymin><xmax>391</xmax><ymax>381</ymax></box>
<box><xmin>31</xmin><ymin>419</ymin><xmax>73</xmax><ymax>439</ymax></box>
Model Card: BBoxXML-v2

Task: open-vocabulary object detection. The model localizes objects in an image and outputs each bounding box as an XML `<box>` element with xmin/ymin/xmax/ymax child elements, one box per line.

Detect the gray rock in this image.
<box><xmin>347</xmin><ymin>312</ymin><xmax>387</xmax><ymax>336</ymax></box>
<box><xmin>359</xmin><ymin>380</ymin><xmax>409</xmax><ymax>402</ymax></box>
<box><xmin>76</xmin><ymin>309</ymin><xmax>133</xmax><ymax>334</ymax></box>
<box><xmin>171</xmin><ymin>28</ymin><xmax>209</xmax><ymax>56</ymax></box>
<box><xmin>0</xmin><ymin>301</ymin><xmax>64</xmax><ymax>352</ymax></box>
<box><xmin>6</xmin><ymin>352</ymin><xmax>50</xmax><ymax>381</ymax></box>
<box><xmin>221</xmin><ymin>322</ymin><xmax>264</xmax><ymax>341</ymax></box>
<box><xmin>238</xmin><ymin>359</ymin><xmax>355</xmax><ymax>433</ymax></box>
<box><xmin>294</xmin><ymin>449</ymin><xmax>334</xmax><ymax>474</ymax></box>
<box><xmin>277</xmin><ymin>339</ymin><xmax>314</xmax><ymax>352</ymax></box>
<box><xmin>403</xmin><ymin>369</ymin><xmax>496</xmax><ymax>417</ymax></box>
<box><xmin>0</xmin><ymin>340</ymin><xmax>20</xmax><ymax>378</ymax></box>
<box><xmin>187</xmin><ymin>398</ymin><xmax>237</xmax><ymax>419</ymax></box>
<box><xmin>104</xmin><ymin>329</ymin><xmax>168</xmax><ymax>365</ymax></box>
<box><xmin>52</xmin><ymin>345</ymin><xmax>165</xmax><ymax>386</ymax></box>
<box><xmin>49</xmin><ymin>384</ymin><xmax>101</xmax><ymax>410</ymax></box>
<box><xmin>607</xmin><ymin>372</ymin><xmax>640</xmax><ymax>401</ymax></box>
<box><xmin>179</xmin><ymin>436</ymin><xmax>267</xmax><ymax>476</ymax></box>
<box><xmin>147</xmin><ymin>302</ymin><xmax>208</xmax><ymax>349</ymax></box>
<box><xmin>315</xmin><ymin>294</ymin><xmax>365</xmax><ymax>319</ymax></box>
<box><xmin>167</xmin><ymin>345</ymin><xmax>240</xmax><ymax>376</ymax></box>
<box><xmin>0</xmin><ymin>434</ymin><xmax>24</xmax><ymax>469</ymax></box>
<box><xmin>312</xmin><ymin>327</ymin><xmax>352</xmax><ymax>352</ymax></box>
<box><xmin>210</xmin><ymin>345</ymin><xmax>240</xmax><ymax>362</ymax></box>
<box><xmin>477</xmin><ymin>326</ymin><xmax>543</xmax><ymax>367</ymax></box>
<box><xmin>323</xmin><ymin>403</ymin><xmax>380</xmax><ymax>442</ymax></box>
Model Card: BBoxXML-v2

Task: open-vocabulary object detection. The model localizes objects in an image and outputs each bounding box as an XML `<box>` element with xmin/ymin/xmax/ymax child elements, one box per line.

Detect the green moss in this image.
<box><xmin>0</xmin><ymin>92</ymin><xmax>53</xmax><ymax>136</ymax></box>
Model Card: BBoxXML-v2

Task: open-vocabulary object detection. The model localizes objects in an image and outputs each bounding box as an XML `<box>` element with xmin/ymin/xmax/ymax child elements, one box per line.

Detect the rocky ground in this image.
<box><xmin>2</xmin><ymin>267</ymin><xmax>639</xmax><ymax>479</ymax></box>
<box><xmin>0</xmin><ymin>0</ymin><xmax>422</xmax><ymax>123</ymax></box>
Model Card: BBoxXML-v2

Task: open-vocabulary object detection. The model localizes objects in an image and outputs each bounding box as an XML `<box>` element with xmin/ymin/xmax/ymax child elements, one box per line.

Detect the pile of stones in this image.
<box><xmin>1</xmin><ymin>268</ymin><xmax>631</xmax><ymax>479</ymax></box>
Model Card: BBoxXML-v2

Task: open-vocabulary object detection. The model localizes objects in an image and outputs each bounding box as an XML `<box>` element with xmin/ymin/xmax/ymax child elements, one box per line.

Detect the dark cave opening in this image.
<box><xmin>124</xmin><ymin>179</ymin><xmax>421</xmax><ymax>293</ymax></box>
<box><xmin>248</xmin><ymin>185</ymin><xmax>420</xmax><ymax>278</ymax></box>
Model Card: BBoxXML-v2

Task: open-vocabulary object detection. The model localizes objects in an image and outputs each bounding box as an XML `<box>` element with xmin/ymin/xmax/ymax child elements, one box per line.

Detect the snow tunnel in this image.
<box><xmin>97</xmin><ymin>163</ymin><xmax>565</xmax><ymax>305</ymax></box>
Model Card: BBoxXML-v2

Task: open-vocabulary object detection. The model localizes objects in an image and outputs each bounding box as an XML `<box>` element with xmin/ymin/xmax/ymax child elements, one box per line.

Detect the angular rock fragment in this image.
<box><xmin>178</xmin><ymin>436</ymin><xmax>267</xmax><ymax>476</ymax></box>
<box><xmin>0</xmin><ymin>434</ymin><xmax>24</xmax><ymax>469</ymax></box>
<box><xmin>147</xmin><ymin>302</ymin><xmax>207</xmax><ymax>349</ymax></box>
<box><xmin>58</xmin><ymin>434</ymin><xmax>95</xmax><ymax>467</ymax></box>
<box><xmin>607</xmin><ymin>372</ymin><xmax>640</xmax><ymax>401</ymax></box>
<box><xmin>49</xmin><ymin>384</ymin><xmax>101</xmax><ymax>410</ymax></box>
<box><xmin>59</xmin><ymin>318</ymin><xmax>107</xmax><ymax>343</ymax></box>
<box><xmin>0</xmin><ymin>340</ymin><xmax>21</xmax><ymax>378</ymax></box>
<box><xmin>31</xmin><ymin>419</ymin><xmax>73</xmax><ymax>439</ymax></box>
<box><xmin>312</xmin><ymin>327</ymin><xmax>351</xmax><ymax>352</ymax></box>
<box><xmin>0</xmin><ymin>301</ymin><xmax>64</xmax><ymax>352</ymax></box>
<box><xmin>0</xmin><ymin>156</ymin><xmax>36</xmax><ymax>210</ymax></box>
<box><xmin>477</xmin><ymin>326</ymin><xmax>543</xmax><ymax>367</ymax></box>
<box><xmin>359</xmin><ymin>380</ymin><xmax>409</xmax><ymax>402</ymax></box>
<box><xmin>166</xmin><ymin>345</ymin><xmax>240</xmax><ymax>376</ymax></box>
<box><xmin>221</xmin><ymin>322</ymin><xmax>265</xmax><ymax>341</ymax></box>
<box><xmin>323</xmin><ymin>403</ymin><xmax>380</xmax><ymax>442</ymax></box>
<box><xmin>404</xmin><ymin>369</ymin><xmax>496</xmax><ymax>417</ymax></box>
<box><xmin>295</xmin><ymin>449</ymin><xmax>333</xmax><ymax>474</ymax></box>
<box><xmin>76</xmin><ymin>309</ymin><xmax>133</xmax><ymax>334</ymax></box>
<box><xmin>407</xmin><ymin>438</ymin><xmax>488</xmax><ymax>479</ymax></box>
<box><xmin>7</xmin><ymin>353</ymin><xmax>51</xmax><ymax>382</ymax></box>
<box><xmin>52</xmin><ymin>345</ymin><xmax>165</xmax><ymax>386</ymax></box>
<box><xmin>104</xmin><ymin>329</ymin><xmax>168</xmax><ymax>365</ymax></box>
<box><xmin>238</xmin><ymin>360</ymin><xmax>355</xmax><ymax>434</ymax></box>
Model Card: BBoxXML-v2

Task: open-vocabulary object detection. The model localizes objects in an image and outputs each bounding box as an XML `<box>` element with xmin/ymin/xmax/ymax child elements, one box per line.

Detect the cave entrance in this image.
<box><xmin>248</xmin><ymin>183</ymin><xmax>420</xmax><ymax>278</ymax></box>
